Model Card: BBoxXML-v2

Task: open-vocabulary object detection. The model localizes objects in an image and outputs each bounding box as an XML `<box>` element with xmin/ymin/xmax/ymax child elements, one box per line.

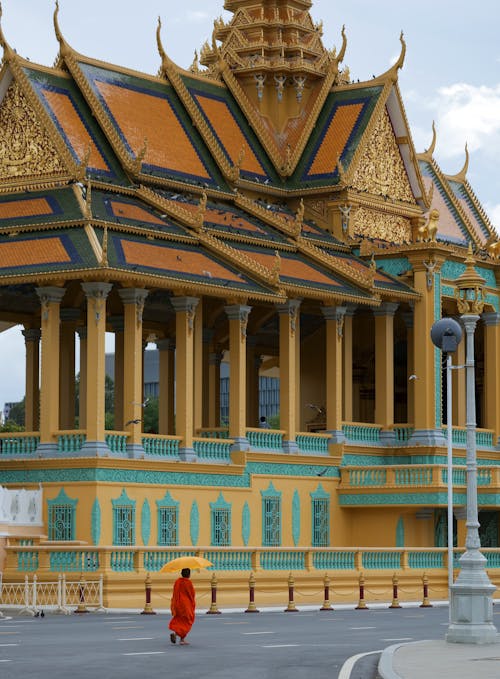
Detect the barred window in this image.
<box><xmin>262</xmin><ymin>495</ymin><xmax>281</xmax><ymax>546</ymax></box>
<box><xmin>113</xmin><ymin>505</ymin><xmax>135</xmax><ymax>545</ymax></box>
<box><xmin>312</xmin><ymin>498</ymin><xmax>330</xmax><ymax>547</ymax></box>
<box><xmin>48</xmin><ymin>504</ymin><xmax>74</xmax><ymax>541</ymax></box>
<box><xmin>211</xmin><ymin>508</ymin><xmax>231</xmax><ymax>546</ymax></box>
<box><xmin>158</xmin><ymin>506</ymin><xmax>178</xmax><ymax>546</ymax></box>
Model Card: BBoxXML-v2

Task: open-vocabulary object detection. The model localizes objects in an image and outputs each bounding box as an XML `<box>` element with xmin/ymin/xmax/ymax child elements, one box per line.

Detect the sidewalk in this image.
<box><xmin>379</xmin><ymin>638</ymin><xmax>500</xmax><ymax>679</ymax></box>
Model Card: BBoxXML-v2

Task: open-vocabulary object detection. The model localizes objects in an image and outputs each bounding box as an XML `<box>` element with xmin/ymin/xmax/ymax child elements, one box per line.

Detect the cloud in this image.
<box><xmin>431</xmin><ymin>83</ymin><xmax>500</xmax><ymax>158</ymax></box>
<box><xmin>186</xmin><ymin>11</ymin><xmax>210</xmax><ymax>22</ymax></box>
<box><xmin>484</xmin><ymin>202</ymin><xmax>500</xmax><ymax>231</ymax></box>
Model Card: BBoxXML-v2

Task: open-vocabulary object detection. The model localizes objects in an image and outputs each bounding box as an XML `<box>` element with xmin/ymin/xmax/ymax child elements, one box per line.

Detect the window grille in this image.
<box><xmin>312</xmin><ymin>498</ymin><xmax>330</xmax><ymax>547</ymax></box>
<box><xmin>158</xmin><ymin>506</ymin><xmax>178</xmax><ymax>546</ymax></box>
<box><xmin>113</xmin><ymin>505</ymin><xmax>135</xmax><ymax>545</ymax></box>
<box><xmin>262</xmin><ymin>496</ymin><xmax>281</xmax><ymax>546</ymax></box>
<box><xmin>48</xmin><ymin>504</ymin><xmax>74</xmax><ymax>541</ymax></box>
<box><xmin>211</xmin><ymin>508</ymin><xmax>231</xmax><ymax>546</ymax></box>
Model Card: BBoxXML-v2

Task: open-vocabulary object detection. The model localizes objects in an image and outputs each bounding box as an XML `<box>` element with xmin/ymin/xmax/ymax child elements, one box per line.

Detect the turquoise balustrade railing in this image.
<box><xmin>260</xmin><ymin>551</ymin><xmax>306</xmax><ymax>570</ymax></box>
<box><xmin>110</xmin><ymin>551</ymin><xmax>135</xmax><ymax>572</ymax></box>
<box><xmin>484</xmin><ymin>551</ymin><xmax>500</xmax><ymax>568</ymax></box>
<box><xmin>143</xmin><ymin>551</ymin><xmax>196</xmax><ymax>571</ymax></box>
<box><xmin>50</xmin><ymin>551</ymin><xmax>99</xmax><ymax>572</ymax></box>
<box><xmin>394</xmin><ymin>467</ymin><xmax>433</xmax><ymax>486</ymax></box>
<box><xmin>312</xmin><ymin>551</ymin><xmax>355</xmax><ymax>570</ymax></box>
<box><xmin>198</xmin><ymin>428</ymin><xmax>230</xmax><ymax>439</ymax></box>
<box><xmin>296</xmin><ymin>433</ymin><xmax>330</xmax><ymax>455</ymax></box>
<box><xmin>392</xmin><ymin>427</ymin><xmax>414</xmax><ymax>444</ymax></box>
<box><xmin>141</xmin><ymin>435</ymin><xmax>180</xmax><ymax>458</ymax></box>
<box><xmin>408</xmin><ymin>551</ymin><xmax>444</xmax><ymax>569</ymax></box>
<box><xmin>342</xmin><ymin>424</ymin><xmax>382</xmax><ymax>444</ymax></box>
<box><xmin>441</xmin><ymin>427</ymin><xmax>494</xmax><ymax>448</ymax></box>
<box><xmin>203</xmin><ymin>551</ymin><xmax>252</xmax><ymax>571</ymax></box>
<box><xmin>246</xmin><ymin>429</ymin><xmax>284</xmax><ymax>451</ymax></box>
<box><xmin>193</xmin><ymin>438</ymin><xmax>233</xmax><ymax>462</ymax></box>
<box><xmin>57</xmin><ymin>432</ymin><xmax>86</xmax><ymax>454</ymax></box>
<box><xmin>106</xmin><ymin>433</ymin><xmax>128</xmax><ymax>454</ymax></box>
<box><xmin>477</xmin><ymin>430</ymin><xmax>494</xmax><ymax>448</ymax></box>
<box><xmin>348</xmin><ymin>468</ymin><xmax>387</xmax><ymax>486</ymax></box>
<box><xmin>362</xmin><ymin>551</ymin><xmax>402</xmax><ymax>569</ymax></box>
<box><xmin>17</xmin><ymin>550</ymin><xmax>39</xmax><ymax>571</ymax></box>
<box><xmin>442</xmin><ymin>467</ymin><xmax>492</xmax><ymax>486</ymax></box>
<box><xmin>0</xmin><ymin>434</ymin><xmax>40</xmax><ymax>456</ymax></box>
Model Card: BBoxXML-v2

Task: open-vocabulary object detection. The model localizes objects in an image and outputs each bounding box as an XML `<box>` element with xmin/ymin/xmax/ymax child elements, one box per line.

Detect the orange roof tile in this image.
<box><xmin>0</xmin><ymin>198</ymin><xmax>56</xmax><ymax>220</ymax></box>
<box><xmin>121</xmin><ymin>241</ymin><xmax>242</xmax><ymax>282</ymax></box>
<box><xmin>96</xmin><ymin>81</ymin><xmax>210</xmax><ymax>179</ymax></box>
<box><xmin>42</xmin><ymin>90</ymin><xmax>109</xmax><ymax>172</ymax></box>
<box><xmin>309</xmin><ymin>103</ymin><xmax>364</xmax><ymax>176</ymax></box>
<box><xmin>0</xmin><ymin>238</ymin><xmax>71</xmax><ymax>268</ymax></box>
<box><xmin>109</xmin><ymin>200</ymin><xmax>166</xmax><ymax>225</ymax></box>
<box><xmin>249</xmin><ymin>250</ymin><xmax>342</xmax><ymax>287</ymax></box>
<box><xmin>194</xmin><ymin>94</ymin><xmax>265</xmax><ymax>175</ymax></box>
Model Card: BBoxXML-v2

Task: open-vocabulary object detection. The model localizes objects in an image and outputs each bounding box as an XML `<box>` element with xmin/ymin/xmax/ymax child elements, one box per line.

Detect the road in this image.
<box><xmin>0</xmin><ymin>605</ymin><xmax>451</xmax><ymax>678</ymax></box>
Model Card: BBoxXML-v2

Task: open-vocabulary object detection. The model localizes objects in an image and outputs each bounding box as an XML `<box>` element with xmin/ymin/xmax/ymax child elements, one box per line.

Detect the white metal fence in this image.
<box><xmin>0</xmin><ymin>574</ymin><xmax>104</xmax><ymax>615</ymax></box>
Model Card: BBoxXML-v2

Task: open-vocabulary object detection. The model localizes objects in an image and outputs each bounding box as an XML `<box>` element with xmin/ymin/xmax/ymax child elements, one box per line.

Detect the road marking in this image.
<box><xmin>118</xmin><ymin>637</ymin><xmax>154</xmax><ymax>641</ymax></box>
<box><xmin>262</xmin><ymin>644</ymin><xmax>299</xmax><ymax>648</ymax></box>
<box><xmin>0</xmin><ymin>659</ymin><xmax>13</xmax><ymax>663</ymax></box>
<box><xmin>338</xmin><ymin>650</ymin><xmax>382</xmax><ymax>679</ymax></box>
<box><xmin>0</xmin><ymin>632</ymin><xmax>19</xmax><ymax>635</ymax></box>
<box><xmin>243</xmin><ymin>631</ymin><xmax>275</xmax><ymax>635</ymax></box>
<box><xmin>381</xmin><ymin>637</ymin><xmax>413</xmax><ymax>642</ymax></box>
<box><xmin>123</xmin><ymin>651</ymin><xmax>166</xmax><ymax>656</ymax></box>
<box><xmin>0</xmin><ymin>643</ymin><xmax>19</xmax><ymax>647</ymax></box>
<box><xmin>349</xmin><ymin>626</ymin><xmax>376</xmax><ymax>630</ymax></box>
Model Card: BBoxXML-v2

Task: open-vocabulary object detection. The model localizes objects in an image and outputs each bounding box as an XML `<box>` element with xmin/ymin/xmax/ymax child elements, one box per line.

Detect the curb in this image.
<box><xmin>378</xmin><ymin>640</ymin><xmax>429</xmax><ymax>679</ymax></box>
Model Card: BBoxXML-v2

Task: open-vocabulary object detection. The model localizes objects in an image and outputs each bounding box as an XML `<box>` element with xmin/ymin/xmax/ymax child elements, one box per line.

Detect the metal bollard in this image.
<box><xmin>355</xmin><ymin>572</ymin><xmax>368</xmax><ymax>610</ymax></box>
<box><xmin>320</xmin><ymin>572</ymin><xmax>333</xmax><ymax>611</ymax></box>
<box><xmin>206</xmin><ymin>573</ymin><xmax>221</xmax><ymax>614</ymax></box>
<box><xmin>389</xmin><ymin>572</ymin><xmax>402</xmax><ymax>609</ymax></box>
<box><xmin>420</xmin><ymin>572</ymin><xmax>432</xmax><ymax>608</ymax></box>
<box><xmin>284</xmin><ymin>572</ymin><xmax>298</xmax><ymax>612</ymax></box>
<box><xmin>141</xmin><ymin>572</ymin><xmax>156</xmax><ymax>615</ymax></box>
<box><xmin>74</xmin><ymin>575</ymin><xmax>88</xmax><ymax>614</ymax></box>
<box><xmin>245</xmin><ymin>572</ymin><xmax>260</xmax><ymax>613</ymax></box>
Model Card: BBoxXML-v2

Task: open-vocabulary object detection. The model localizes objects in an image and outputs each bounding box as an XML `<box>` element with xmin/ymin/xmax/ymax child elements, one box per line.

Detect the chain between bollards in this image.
<box><xmin>420</xmin><ymin>572</ymin><xmax>432</xmax><ymax>608</ymax></box>
<box><xmin>355</xmin><ymin>572</ymin><xmax>368</xmax><ymax>610</ymax></box>
<box><xmin>141</xmin><ymin>572</ymin><xmax>156</xmax><ymax>615</ymax></box>
<box><xmin>320</xmin><ymin>572</ymin><xmax>333</xmax><ymax>611</ymax></box>
<box><xmin>389</xmin><ymin>572</ymin><xmax>402</xmax><ymax>609</ymax></box>
<box><xmin>74</xmin><ymin>575</ymin><xmax>88</xmax><ymax>614</ymax></box>
<box><xmin>206</xmin><ymin>573</ymin><xmax>221</xmax><ymax>614</ymax></box>
<box><xmin>284</xmin><ymin>572</ymin><xmax>299</xmax><ymax>612</ymax></box>
<box><xmin>245</xmin><ymin>572</ymin><xmax>260</xmax><ymax>613</ymax></box>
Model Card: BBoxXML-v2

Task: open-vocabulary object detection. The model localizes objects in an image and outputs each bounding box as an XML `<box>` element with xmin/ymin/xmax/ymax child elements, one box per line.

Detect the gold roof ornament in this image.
<box><xmin>455</xmin><ymin>242</ymin><xmax>486</xmax><ymax>314</ymax></box>
<box><xmin>0</xmin><ymin>3</ymin><xmax>16</xmax><ymax>63</ymax></box>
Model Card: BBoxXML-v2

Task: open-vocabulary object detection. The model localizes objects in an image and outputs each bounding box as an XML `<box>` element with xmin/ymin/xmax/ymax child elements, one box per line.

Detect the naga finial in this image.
<box><xmin>0</xmin><ymin>3</ymin><xmax>15</xmax><ymax>61</ymax></box>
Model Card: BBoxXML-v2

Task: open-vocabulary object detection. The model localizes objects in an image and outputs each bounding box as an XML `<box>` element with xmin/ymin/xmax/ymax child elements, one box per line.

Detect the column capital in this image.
<box><xmin>373</xmin><ymin>302</ymin><xmax>399</xmax><ymax>317</ymax></box>
<box><xmin>224</xmin><ymin>303</ymin><xmax>252</xmax><ymax>320</ymax></box>
<box><xmin>344</xmin><ymin>304</ymin><xmax>357</xmax><ymax>317</ymax></box>
<box><xmin>321</xmin><ymin>305</ymin><xmax>347</xmax><ymax>321</ymax></box>
<box><xmin>82</xmin><ymin>281</ymin><xmax>113</xmax><ymax>299</ymax></box>
<box><xmin>275</xmin><ymin>299</ymin><xmax>301</xmax><ymax>315</ymax></box>
<box><xmin>35</xmin><ymin>286</ymin><xmax>66</xmax><ymax>304</ymax></box>
<box><xmin>482</xmin><ymin>312</ymin><xmax>500</xmax><ymax>327</ymax></box>
<box><xmin>170</xmin><ymin>295</ymin><xmax>199</xmax><ymax>313</ymax></box>
<box><xmin>22</xmin><ymin>328</ymin><xmax>41</xmax><ymax>343</ymax></box>
<box><xmin>118</xmin><ymin>287</ymin><xmax>148</xmax><ymax>305</ymax></box>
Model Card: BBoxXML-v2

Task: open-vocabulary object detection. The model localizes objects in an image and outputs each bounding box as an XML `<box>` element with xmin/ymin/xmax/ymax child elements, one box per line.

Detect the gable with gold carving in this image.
<box><xmin>0</xmin><ymin>81</ymin><xmax>66</xmax><ymax>182</ymax></box>
<box><xmin>350</xmin><ymin>107</ymin><xmax>415</xmax><ymax>203</ymax></box>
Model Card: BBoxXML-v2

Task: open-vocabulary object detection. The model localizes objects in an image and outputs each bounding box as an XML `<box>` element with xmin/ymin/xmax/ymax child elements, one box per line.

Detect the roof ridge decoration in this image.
<box><xmin>234</xmin><ymin>191</ymin><xmax>300</xmax><ymax>238</ymax></box>
<box><xmin>444</xmin><ymin>143</ymin><xmax>469</xmax><ymax>184</ymax></box>
<box><xmin>370</xmin><ymin>32</ymin><xmax>406</xmax><ymax>85</ymax></box>
<box><xmin>0</xmin><ymin>2</ymin><xmax>15</xmax><ymax>63</ymax></box>
<box><xmin>296</xmin><ymin>238</ymin><xmax>375</xmax><ymax>291</ymax></box>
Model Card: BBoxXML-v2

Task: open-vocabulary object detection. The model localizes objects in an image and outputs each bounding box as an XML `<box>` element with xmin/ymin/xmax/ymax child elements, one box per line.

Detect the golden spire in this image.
<box><xmin>0</xmin><ymin>3</ymin><xmax>16</xmax><ymax>62</ymax></box>
<box><xmin>53</xmin><ymin>0</ymin><xmax>70</xmax><ymax>57</ymax></box>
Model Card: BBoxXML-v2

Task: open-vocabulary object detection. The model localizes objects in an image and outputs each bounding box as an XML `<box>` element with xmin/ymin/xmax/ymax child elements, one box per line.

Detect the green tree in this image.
<box><xmin>142</xmin><ymin>397</ymin><xmax>159</xmax><ymax>433</ymax></box>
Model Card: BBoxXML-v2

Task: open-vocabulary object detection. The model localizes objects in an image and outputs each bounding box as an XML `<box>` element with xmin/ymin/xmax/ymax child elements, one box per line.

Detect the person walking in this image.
<box><xmin>169</xmin><ymin>568</ymin><xmax>196</xmax><ymax>645</ymax></box>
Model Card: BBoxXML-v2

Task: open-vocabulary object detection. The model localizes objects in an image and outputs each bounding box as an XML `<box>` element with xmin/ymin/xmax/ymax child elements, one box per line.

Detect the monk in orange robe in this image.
<box><xmin>169</xmin><ymin>568</ymin><xmax>196</xmax><ymax>645</ymax></box>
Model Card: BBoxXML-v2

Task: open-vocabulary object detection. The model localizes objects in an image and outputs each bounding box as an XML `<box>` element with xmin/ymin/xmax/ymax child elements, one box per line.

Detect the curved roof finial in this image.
<box><xmin>156</xmin><ymin>16</ymin><xmax>167</xmax><ymax>63</ymax></box>
<box><xmin>337</xmin><ymin>25</ymin><xmax>347</xmax><ymax>65</ymax></box>
<box><xmin>447</xmin><ymin>143</ymin><xmax>470</xmax><ymax>184</ymax></box>
<box><xmin>427</xmin><ymin>121</ymin><xmax>437</xmax><ymax>156</ymax></box>
<box><xmin>394</xmin><ymin>31</ymin><xmax>406</xmax><ymax>71</ymax></box>
<box><xmin>53</xmin><ymin>0</ymin><xmax>70</xmax><ymax>56</ymax></box>
<box><xmin>371</xmin><ymin>30</ymin><xmax>406</xmax><ymax>83</ymax></box>
<box><xmin>0</xmin><ymin>3</ymin><xmax>15</xmax><ymax>62</ymax></box>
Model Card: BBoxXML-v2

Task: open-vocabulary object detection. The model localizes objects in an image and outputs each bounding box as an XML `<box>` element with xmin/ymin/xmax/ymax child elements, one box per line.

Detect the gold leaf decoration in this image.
<box><xmin>351</xmin><ymin>206</ymin><xmax>411</xmax><ymax>244</ymax></box>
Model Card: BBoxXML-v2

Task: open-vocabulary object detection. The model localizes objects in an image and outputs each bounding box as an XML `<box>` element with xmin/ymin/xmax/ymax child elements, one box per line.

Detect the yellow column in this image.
<box><xmin>118</xmin><ymin>288</ymin><xmax>149</xmax><ymax>458</ymax></box>
<box><xmin>193</xmin><ymin>299</ymin><xmax>203</xmax><ymax>434</ymax></box>
<box><xmin>157</xmin><ymin>338</ymin><xmax>175</xmax><ymax>435</ymax></box>
<box><xmin>452</xmin><ymin>326</ymin><xmax>466</xmax><ymax>427</ymax></box>
<box><xmin>225</xmin><ymin>303</ymin><xmax>252</xmax><ymax>449</ymax></box>
<box><xmin>82</xmin><ymin>282</ymin><xmax>112</xmax><ymax>454</ymax></box>
<box><xmin>402</xmin><ymin>310</ymin><xmax>414</xmax><ymax>425</ymax></box>
<box><xmin>407</xmin><ymin>253</ymin><xmax>446</xmax><ymax>445</ymax></box>
<box><xmin>22</xmin><ymin>327</ymin><xmax>40</xmax><ymax>432</ymax></box>
<box><xmin>36</xmin><ymin>286</ymin><xmax>66</xmax><ymax>452</ymax></box>
<box><xmin>277</xmin><ymin>300</ymin><xmax>301</xmax><ymax>452</ymax></box>
<box><xmin>342</xmin><ymin>306</ymin><xmax>355</xmax><ymax>422</ymax></box>
<box><xmin>171</xmin><ymin>296</ymin><xmax>199</xmax><ymax>460</ymax></box>
<box><xmin>110</xmin><ymin>316</ymin><xmax>124</xmax><ymax>431</ymax></box>
<box><xmin>77</xmin><ymin>328</ymin><xmax>87</xmax><ymax>429</ymax></box>
<box><xmin>322</xmin><ymin>306</ymin><xmax>346</xmax><ymax>440</ymax></box>
<box><xmin>374</xmin><ymin>303</ymin><xmax>398</xmax><ymax>442</ymax></box>
<box><xmin>246</xmin><ymin>338</ymin><xmax>260</xmax><ymax>428</ymax></box>
<box><xmin>59</xmin><ymin>309</ymin><xmax>79</xmax><ymax>430</ymax></box>
<box><xmin>202</xmin><ymin>330</ymin><xmax>213</xmax><ymax>428</ymax></box>
<box><xmin>208</xmin><ymin>349</ymin><xmax>223</xmax><ymax>428</ymax></box>
<box><xmin>482</xmin><ymin>313</ymin><xmax>500</xmax><ymax>443</ymax></box>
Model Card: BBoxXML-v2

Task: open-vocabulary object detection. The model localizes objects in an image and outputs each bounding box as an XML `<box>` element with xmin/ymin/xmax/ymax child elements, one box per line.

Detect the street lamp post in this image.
<box><xmin>446</xmin><ymin>244</ymin><xmax>497</xmax><ymax>644</ymax></box>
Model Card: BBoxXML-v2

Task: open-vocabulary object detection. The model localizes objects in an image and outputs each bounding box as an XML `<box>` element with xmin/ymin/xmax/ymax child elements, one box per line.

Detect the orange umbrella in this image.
<box><xmin>160</xmin><ymin>555</ymin><xmax>213</xmax><ymax>573</ymax></box>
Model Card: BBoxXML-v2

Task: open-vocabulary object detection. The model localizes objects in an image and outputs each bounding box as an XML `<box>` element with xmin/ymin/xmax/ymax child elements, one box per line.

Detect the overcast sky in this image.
<box><xmin>0</xmin><ymin>0</ymin><xmax>499</xmax><ymax>413</ymax></box>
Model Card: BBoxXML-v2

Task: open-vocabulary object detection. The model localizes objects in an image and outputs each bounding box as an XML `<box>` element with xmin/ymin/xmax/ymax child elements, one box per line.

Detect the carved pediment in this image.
<box><xmin>350</xmin><ymin>108</ymin><xmax>415</xmax><ymax>204</ymax></box>
<box><xmin>0</xmin><ymin>81</ymin><xmax>66</xmax><ymax>181</ymax></box>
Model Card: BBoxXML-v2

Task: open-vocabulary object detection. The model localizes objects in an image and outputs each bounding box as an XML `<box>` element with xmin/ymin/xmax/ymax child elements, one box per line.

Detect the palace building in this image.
<box><xmin>1</xmin><ymin>1</ymin><xmax>500</xmax><ymax>606</ymax></box>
